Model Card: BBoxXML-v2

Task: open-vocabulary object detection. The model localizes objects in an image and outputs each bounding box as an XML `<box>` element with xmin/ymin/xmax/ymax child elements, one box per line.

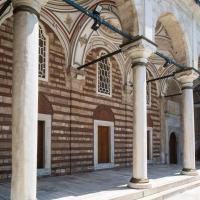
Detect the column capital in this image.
<box><xmin>122</xmin><ymin>36</ymin><xmax>157</xmax><ymax>65</ymax></box>
<box><xmin>175</xmin><ymin>69</ymin><xmax>199</xmax><ymax>88</ymax></box>
<box><xmin>13</xmin><ymin>0</ymin><xmax>49</xmax><ymax>14</ymax></box>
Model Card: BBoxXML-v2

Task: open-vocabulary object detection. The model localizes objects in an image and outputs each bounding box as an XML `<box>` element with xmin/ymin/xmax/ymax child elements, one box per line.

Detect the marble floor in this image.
<box><xmin>0</xmin><ymin>165</ymin><xmax>200</xmax><ymax>200</ymax></box>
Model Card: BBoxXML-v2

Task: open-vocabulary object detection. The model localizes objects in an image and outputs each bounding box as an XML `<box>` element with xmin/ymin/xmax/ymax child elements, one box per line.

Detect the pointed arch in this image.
<box><xmin>153</xmin><ymin>12</ymin><xmax>191</xmax><ymax>66</ymax></box>
<box><xmin>94</xmin><ymin>105</ymin><xmax>114</xmax><ymax>122</ymax></box>
<box><xmin>115</xmin><ymin>0</ymin><xmax>140</xmax><ymax>38</ymax></box>
<box><xmin>40</xmin><ymin>8</ymin><xmax>70</xmax><ymax>68</ymax></box>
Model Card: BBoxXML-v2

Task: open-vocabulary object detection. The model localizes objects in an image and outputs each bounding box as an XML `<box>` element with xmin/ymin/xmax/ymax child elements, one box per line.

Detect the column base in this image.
<box><xmin>128</xmin><ymin>177</ymin><xmax>152</xmax><ymax>189</ymax></box>
<box><xmin>181</xmin><ymin>168</ymin><xmax>199</xmax><ymax>176</ymax></box>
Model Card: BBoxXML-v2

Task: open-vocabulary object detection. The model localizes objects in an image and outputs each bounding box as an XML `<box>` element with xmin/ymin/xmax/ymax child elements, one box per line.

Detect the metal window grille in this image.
<box><xmin>97</xmin><ymin>52</ymin><xmax>111</xmax><ymax>96</ymax></box>
<box><xmin>39</xmin><ymin>25</ymin><xmax>48</xmax><ymax>81</ymax></box>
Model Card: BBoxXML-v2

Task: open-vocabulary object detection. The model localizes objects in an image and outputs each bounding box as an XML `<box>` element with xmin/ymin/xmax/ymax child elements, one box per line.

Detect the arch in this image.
<box><xmin>169</xmin><ymin>132</ymin><xmax>178</xmax><ymax>164</ymax></box>
<box><xmin>93</xmin><ymin>105</ymin><xmax>114</xmax><ymax>122</ymax></box>
<box><xmin>165</xmin><ymin>79</ymin><xmax>181</xmax><ymax>97</ymax></box>
<box><xmin>84</xmin><ymin>36</ymin><xmax>125</xmax><ymax>83</ymax></box>
<box><xmin>38</xmin><ymin>93</ymin><xmax>53</xmax><ymax>115</ymax></box>
<box><xmin>115</xmin><ymin>0</ymin><xmax>140</xmax><ymax>37</ymax></box>
<box><xmin>126</xmin><ymin>61</ymin><xmax>160</xmax><ymax>97</ymax></box>
<box><xmin>0</xmin><ymin>1</ymin><xmax>12</xmax><ymax>26</ymax></box>
<box><xmin>153</xmin><ymin>12</ymin><xmax>191</xmax><ymax>66</ymax></box>
<box><xmin>41</xmin><ymin>8</ymin><xmax>70</xmax><ymax>68</ymax></box>
<box><xmin>160</xmin><ymin>65</ymin><xmax>182</xmax><ymax>96</ymax></box>
<box><xmin>0</xmin><ymin>6</ymin><xmax>69</xmax><ymax>69</ymax></box>
<box><xmin>70</xmin><ymin>6</ymin><xmax>126</xmax><ymax>74</ymax></box>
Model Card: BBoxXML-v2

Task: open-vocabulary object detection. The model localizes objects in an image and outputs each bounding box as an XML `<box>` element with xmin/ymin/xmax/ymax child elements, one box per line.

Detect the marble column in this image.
<box><xmin>122</xmin><ymin>36</ymin><xmax>157</xmax><ymax>189</ymax></box>
<box><xmin>175</xmin><ymin>69</ymin><xmax>199</xmax><ymax>176</ymax></box>
<box><xmin>11</xmin><ymin>1</ymin><xmax>48</xmax><ymax>200</ymax></box>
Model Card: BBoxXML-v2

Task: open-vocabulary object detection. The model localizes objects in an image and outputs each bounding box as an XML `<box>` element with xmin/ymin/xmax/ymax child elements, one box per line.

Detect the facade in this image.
<box><xmin>0</xmin><ymin>0</ymin><xmax>200</xmax><ymax>199</ymax></box>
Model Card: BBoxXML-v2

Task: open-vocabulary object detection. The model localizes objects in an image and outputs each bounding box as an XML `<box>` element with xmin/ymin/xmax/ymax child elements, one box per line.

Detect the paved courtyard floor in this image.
<box><xmin>0</xmin><ymin>165</ymin><xmax>200</xmax><ymax>200</ymax></box>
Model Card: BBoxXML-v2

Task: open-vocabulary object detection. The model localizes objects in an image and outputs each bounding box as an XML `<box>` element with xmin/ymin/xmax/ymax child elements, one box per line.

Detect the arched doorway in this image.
<box><xmin>169</xmin><ymin>132</ymin><xmax>177</xmax><ymax>164</ymax></box>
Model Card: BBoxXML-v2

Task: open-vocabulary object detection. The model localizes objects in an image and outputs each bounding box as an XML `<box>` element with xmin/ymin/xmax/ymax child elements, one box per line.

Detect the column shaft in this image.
<box><xmin>132</xmin><ymin>65</ymin><xmax>147</xmax><ymax>180</ymax></box>
<box><xmin>182</xmin><ymin>88</ymin><xmax>196</xmax><ymax>171</ymax></box>
<box><xmin>11</xmin><ymin>11</ymin><xmax>39</xmax><ymax>200</ymax></box>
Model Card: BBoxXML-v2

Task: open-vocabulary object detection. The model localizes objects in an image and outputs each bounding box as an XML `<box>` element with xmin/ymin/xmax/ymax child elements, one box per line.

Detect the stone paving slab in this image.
<box><xmin>0</xmin><ymin>165</ymin><xmax>200</xmax><ymax>200</ymax></box>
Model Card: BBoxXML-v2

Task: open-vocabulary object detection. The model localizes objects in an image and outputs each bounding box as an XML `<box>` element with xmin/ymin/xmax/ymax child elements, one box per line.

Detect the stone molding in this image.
<box><xmin>13</xmin><ymin>0</ymin><xmax>49</xmax><ymax>13</ymax></box>
<box><xmin>121</xmin><ymin>36</ymin><xmax>157</xmax><ymax>64</ymax></box>
<box><xmin>175</xmin><ymin>69</ymin><xmax>199</xmax><ymax>88</ymax></box>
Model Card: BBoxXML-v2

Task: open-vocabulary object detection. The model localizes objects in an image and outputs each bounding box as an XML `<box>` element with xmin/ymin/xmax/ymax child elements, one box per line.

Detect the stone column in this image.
<box><xmin>11</xmin><ymin>1</ymin><xmax>48</xmax><ymax>200</ymax></box>
<box><xmin>175</xmin><ymin>69</ymin><xmax>199</xmax><ymax>176</ymax></box>
<box><xmin>122</xmin><ymin>36</ymin><xmax>157</xmax><ymax>189</ymax></box>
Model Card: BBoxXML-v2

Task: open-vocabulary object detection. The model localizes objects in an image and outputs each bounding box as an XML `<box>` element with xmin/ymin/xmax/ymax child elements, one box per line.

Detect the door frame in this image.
<box><xmin>37</xmin><ymin>113</ymin><xmax>52</xmax><ymax>176</ymax></box>
<box><xmin>94</xmin><ymin>120</ymin><xmax>114</xmax><ymax>170</ymax></box>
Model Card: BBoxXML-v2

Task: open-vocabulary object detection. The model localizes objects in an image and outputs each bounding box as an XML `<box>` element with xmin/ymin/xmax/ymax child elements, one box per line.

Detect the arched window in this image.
<box><xmin>39</xmin><ymin>25</ymin><xmax>49</xmax><ymax>81</ymax></box>
<box><xmin>97</xmin><ymin>51</ymin><xmax>112</xmax><ymax>96</ymax></box>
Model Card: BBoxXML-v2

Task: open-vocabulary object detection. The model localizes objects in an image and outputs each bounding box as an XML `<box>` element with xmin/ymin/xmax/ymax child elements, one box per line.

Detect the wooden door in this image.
<box><xmin>169</xmin><ymin>133</ymin><xmax>177</xmax><ymax>164</ymax></box>
<box><xmin>98</xmin><ymin>126</ymin><xmax>110</xmax><ymax>163</ymax></box>
<box><xmin>37</xmin><ymin>120</ymin><xmax>45</xmax><ymax>169</ymax></box>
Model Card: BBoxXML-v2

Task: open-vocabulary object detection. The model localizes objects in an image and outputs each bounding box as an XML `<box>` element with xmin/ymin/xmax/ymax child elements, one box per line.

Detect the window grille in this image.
<box><xmin>97</xmin><ymin>52</ymin><xmax>112</xmax><ymax>96</ymax></box>
<box><xmin>39</xmin><ymin>25</ymin><xmax>48</xmax><ymax>81</ymax></box>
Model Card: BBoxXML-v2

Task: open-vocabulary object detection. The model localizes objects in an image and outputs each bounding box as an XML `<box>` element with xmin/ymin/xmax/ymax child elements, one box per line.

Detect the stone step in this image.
<box><xmin>138</xmin><ymin>179</ymin><xmax>200</xmax><ymax>200</ymax></box>
<box><xmin>112</xmin><ymin>175</ymin><xmax>200</xmax><ymax>200</ymax></box>
<box><xmin>145</xmin><ymin>175</ymin><xmax>200</xmax><ymax>197</ymax></box>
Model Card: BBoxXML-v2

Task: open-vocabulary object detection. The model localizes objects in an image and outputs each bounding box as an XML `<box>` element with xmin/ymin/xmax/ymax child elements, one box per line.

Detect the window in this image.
<box><xmin>97</xmin><ymin>51</ymin><xmax>112</xmax><ymax>96</ymax></box>
<box><xmin>39</xmin><ymin>25</ymin><xmax>49</xmax><ymax>81</ymax></box>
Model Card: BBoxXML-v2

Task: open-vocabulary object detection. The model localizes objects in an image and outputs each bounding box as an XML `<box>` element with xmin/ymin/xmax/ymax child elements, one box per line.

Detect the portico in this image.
<box><xmin>1</xmin><ymin>0</ymin><xmax>200</xmax><ymax>199</ymax></box>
